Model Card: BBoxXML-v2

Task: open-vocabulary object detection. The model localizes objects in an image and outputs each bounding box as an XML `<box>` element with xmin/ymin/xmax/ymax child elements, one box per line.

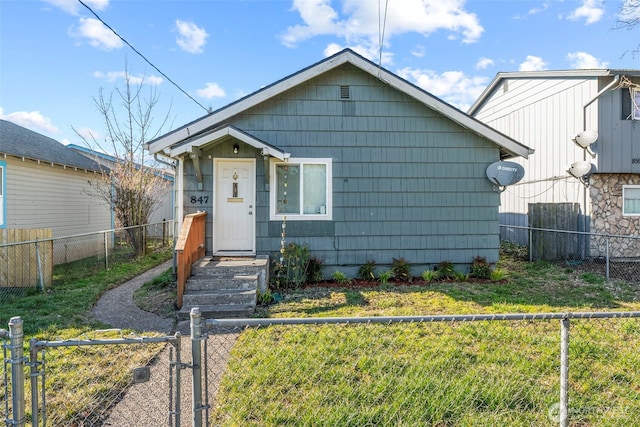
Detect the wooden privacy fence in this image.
<box><xmin>528</xmin><ymin>203</ymin><xmax>586</xmax><ymax>261</ymax></box>
<box><xmin>0</xmin><ymin>228</ymin><xmax>53</xmax><ymax>288</ymax></box>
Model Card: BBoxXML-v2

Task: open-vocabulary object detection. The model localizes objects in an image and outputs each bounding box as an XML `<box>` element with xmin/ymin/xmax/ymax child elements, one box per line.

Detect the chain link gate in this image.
<box><xmin>2</xmin><ymin>316</ymin><xmax>185</xmax><ymax>427</ymax></box>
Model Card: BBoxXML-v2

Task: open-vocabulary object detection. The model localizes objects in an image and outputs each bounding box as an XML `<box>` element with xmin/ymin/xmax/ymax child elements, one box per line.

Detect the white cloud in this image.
<box><xmin>475</xmin><ymin>57</ymin><xmax>494</xmax><ymax>70</ymax></box>
<box><xmin>93</xmin><ymin>71</ymin><xmax>163</xmax><ymax>86</ymax></box>
<box><xmin>282</xmin><ymin>0</ymin><xmax>484</xmax><ymax>60</ymax></box>
<box><xmin>568</xmin><ymin>0</ymin><xmax>605</xmax><ymax>25</ymax></box>
<box><xmin>0</xmin><ymin>108</ymin><xmax>59</xmax><ymax>135</ymax></box>
<box><xmin>43</xmin><ymin>0</ymin><xmax>109</xmax><ymax>16</ymax></box>
<box><xmin>196</xmin><ymin>83</ymin><xmax>226</xmax><ymax>99</ymax></box>
<box><xmin>72</xmin><ymin>17</ymin><xmax>123</xmax><ymax>50</ymax></box>
<box><xmin>396</xmin><ymin>68</ymin><xmax>489</xmax><ymax>111</ymax></box>
<box><xmin>519</xmin><ymin>55</ymin><xmax>548</xmax><ymax>71</ymax></box>
<box><xmin>566</xmin><ymin>52</ymin><xmax>609</xmax><ymax>69</ymax></box>
<box><xmin>175</xmin><ymin>20</ymin><xmax>209</xmax><ymax>54</ymax></box>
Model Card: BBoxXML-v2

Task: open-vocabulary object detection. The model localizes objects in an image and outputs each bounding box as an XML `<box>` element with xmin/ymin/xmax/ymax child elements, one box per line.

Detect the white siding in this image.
<box><xmin>4</xmin><ymin>156</ymin><xmax>112</xmax><ymax>237</ymax></box>
<box><xmin>473</xmin><ymin>77</ymin><xmax>600</xmax><ymax>228</ymax></box>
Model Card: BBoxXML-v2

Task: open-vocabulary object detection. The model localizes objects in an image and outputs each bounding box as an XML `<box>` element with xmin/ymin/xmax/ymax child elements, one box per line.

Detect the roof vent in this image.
<box><xmin>339</xmin><ymin>85</ymin><xmax>351</xmax><ymax>100</ymax></box>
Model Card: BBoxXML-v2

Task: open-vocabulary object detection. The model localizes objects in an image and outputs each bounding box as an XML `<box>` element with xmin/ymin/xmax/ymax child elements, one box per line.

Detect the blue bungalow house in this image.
<box><xmin>146</xmin><ymin>49</ymin><xmax>532</xmax><ymax>278</ymax></box>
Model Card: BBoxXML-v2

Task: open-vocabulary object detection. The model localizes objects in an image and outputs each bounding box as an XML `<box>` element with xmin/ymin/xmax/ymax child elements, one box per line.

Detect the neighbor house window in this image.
<box><xmin>633</xmin><ymin>88</ymin><xmax>640</xmax><ymax>120</ymax></box>
<box><xmin>271</xmin><ymin>158</ymin><xmax>332</xmax><ymax>220</ymax></box>
<box><xmin>0</xmin><ymin>162</ymin><xmax>5</xmax><ymax>228</ymax></box>
<box><xmin>623</xmin><ymin>186</ymin><xmax>640</xmax><ymax>216</ymax></box>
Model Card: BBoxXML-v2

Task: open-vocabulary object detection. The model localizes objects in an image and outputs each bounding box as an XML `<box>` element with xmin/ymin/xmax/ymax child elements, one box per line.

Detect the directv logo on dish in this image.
<box><xmin>497</xmin><ymin>165</ymin><xmax>518</xmax><ymax>172</ymax></box>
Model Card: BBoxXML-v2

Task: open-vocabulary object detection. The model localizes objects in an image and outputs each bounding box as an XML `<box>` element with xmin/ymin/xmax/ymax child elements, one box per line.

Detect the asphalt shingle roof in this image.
<box><xmin>0</xmin><ymin>119</ymin><xmax>102</xmax><ymax>171</ymax></box>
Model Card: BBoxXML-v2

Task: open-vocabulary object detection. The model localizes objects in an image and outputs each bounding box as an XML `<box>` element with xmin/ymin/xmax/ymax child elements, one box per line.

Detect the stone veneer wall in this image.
<box><xmin>589</xmin><ymin>173</ymin><xmax>640</xmax><ymax>259</ymax></box>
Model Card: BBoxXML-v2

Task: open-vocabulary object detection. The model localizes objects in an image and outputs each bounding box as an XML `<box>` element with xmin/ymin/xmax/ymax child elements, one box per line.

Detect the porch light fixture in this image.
<box><xmin>233</xmin><ymin>143</ymin><xmax>239</xmax><ymax>154</ymax></box>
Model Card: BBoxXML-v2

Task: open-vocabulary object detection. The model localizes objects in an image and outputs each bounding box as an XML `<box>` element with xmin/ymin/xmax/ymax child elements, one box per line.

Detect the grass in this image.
<box><xmin>0</xmin><ymin>245</ymin><xmax>173</xmax><ymax>424</ymax></box>
<box><xmin>214</xmin><ymin>252</ymin><xmax>640</xmax><ymax>426</ymax></box>
<box><xmin>4</xmin><ymin>244</ymin><xmax>640</xmax><ymax>425</ymax></box>
<box><xmin>1</xmin><ymin>247</ymin><xmax>173</xmax><ymax>336</ymax></box>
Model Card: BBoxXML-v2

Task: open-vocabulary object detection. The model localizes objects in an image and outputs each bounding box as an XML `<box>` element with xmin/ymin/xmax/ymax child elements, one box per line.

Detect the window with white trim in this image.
<box><xmin>623</xmin><ymin>185</ymin><xmax>640</xmax><ymax>216</ymax></box>
<box><xmin>0</xmin><ymin>162</ymin><xmax>5</xmax><ymax>228</ymax></box>
<box><xmin>633</xmin><ymin>88</ymin><xmax>640</xmax><ymax>120</ymax></box>
<box><xmin>270</xmin><ymin>158</ymin><xmax>332</xmax><ymax>220</ymax></box>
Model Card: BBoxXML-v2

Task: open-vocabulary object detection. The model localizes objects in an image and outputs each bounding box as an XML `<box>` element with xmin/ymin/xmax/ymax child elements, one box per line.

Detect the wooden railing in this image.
<box><xmin>175</xmin><ymin>211</ymin><xmax>207</xmax><ymax>309</ymax></box>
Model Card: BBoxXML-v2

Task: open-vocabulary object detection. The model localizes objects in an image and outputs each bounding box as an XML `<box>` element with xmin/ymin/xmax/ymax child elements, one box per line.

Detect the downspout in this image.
<box><xmin>580</xmin><ymin>74</ymin><xmax>620</xmax><ymax>239</ymax></box>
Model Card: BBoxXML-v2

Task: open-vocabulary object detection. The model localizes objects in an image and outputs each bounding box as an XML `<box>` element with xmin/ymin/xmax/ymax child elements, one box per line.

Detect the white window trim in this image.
<box><xmin>0</xmin><ymin>162</ymin><xmax>5</xmax><ymax>228</ymax></box>
<box><xmin>622</xmin><ymin>185</ymin><xmax>640</xmax><ymax>217</ymax></box>
<box><xmin>634</xmin><ymin>88</ymin><xmax>640</xmax><ymax>121</ymax></box>
<box><xmin>269</xmin><ymin>158</ymin><xmax>333</xmax><ymax>221</ymax></box>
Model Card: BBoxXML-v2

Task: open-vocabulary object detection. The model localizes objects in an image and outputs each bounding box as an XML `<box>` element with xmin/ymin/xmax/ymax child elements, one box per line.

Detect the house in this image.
<box><xmin>146</xmin><ymin>49</ymin><xmax>532</xmax><ymax>277</ymax></box>
<box><xmin>469</xmin><ymin>70</ymin><xmax>640</xmax><ymax>258</ymax></box>
<box><xmin>0</xmin><ymin>119</ymin><xmax>112</xmax><ymax>264</ymax></box>
<box><xmin>67</xmin><ymin>144</ymin><xmax>175</xmax><ymax>237</ymax></box>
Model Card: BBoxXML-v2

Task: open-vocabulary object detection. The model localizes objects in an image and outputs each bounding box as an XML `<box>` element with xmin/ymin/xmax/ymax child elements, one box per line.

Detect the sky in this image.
<box><xmin>1</xmin><ymin>0</ymin><xmax>639</xmax><ymax>151</ymax></box>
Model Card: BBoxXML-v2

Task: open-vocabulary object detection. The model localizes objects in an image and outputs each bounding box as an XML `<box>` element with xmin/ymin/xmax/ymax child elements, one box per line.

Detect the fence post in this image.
<box><xmin>35</xmin><ymin>239</ymin><xmax>44</xmax><ymax>292</ymax></box>
<box><xmin>559</xmin><ymin>316</ymin><xmax>570</xmax><ymax>427</ymax></box>
<box><xmin>190</xmin><ymin>308</ymin><xmax>204</xmax><ymax>427</ymax></box>
<box><xmin>605</xmin><ymin>235</ymin><xmax>610</xmax><ymax>281</ymax></box>
<box><xmin>8</xmin><ymin>317</ymin><xmax>26</xmax><ymax>427</ymax></box>
<box><xmin>104</xmin><ymin>231</ymin><xmax>109</xmax><ymax>270</ymax></box>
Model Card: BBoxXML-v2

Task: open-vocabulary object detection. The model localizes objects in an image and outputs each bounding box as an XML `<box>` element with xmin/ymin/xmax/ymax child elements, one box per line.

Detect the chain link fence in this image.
<box><xmin>3</xmin><ymin>310</ymin><xmax>640</xmax><ymax>426</ymax></box>
<box><xmin>0</xmin><ymin>221</ymin><xmax>174</xmax><ymax>305</ymax></box>
<box><xmin>501</xmin><ymin>224</ymin><xmax>640</xmax><ymax>284</ymax></box>
<box><xmin>203</xmin><ymin>312</ymin><xmax>640</xmax><ymax>427</ymax></box>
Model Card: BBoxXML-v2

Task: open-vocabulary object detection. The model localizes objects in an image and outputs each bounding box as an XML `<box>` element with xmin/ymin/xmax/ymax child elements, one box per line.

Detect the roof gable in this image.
<box><xmin>147</xmin><ymin>48</ymin><xmax>533</xmax><ymax>159</ymax></box>
<box><xmin>0</xmin><ymin>120</ymin><xmax>102</xmax><ymax>172</ymax></box>
<box><xmin>469</xmin><ymin>69</ymin><xmax>640</xmax><ymax>116</ymax></box>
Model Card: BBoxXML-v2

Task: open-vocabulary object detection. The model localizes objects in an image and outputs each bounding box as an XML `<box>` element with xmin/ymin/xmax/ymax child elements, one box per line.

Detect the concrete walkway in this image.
<box><xmin>93</xmin><ymin>260</ymin><xmax>177</xmax><ymax>334</ymax></box>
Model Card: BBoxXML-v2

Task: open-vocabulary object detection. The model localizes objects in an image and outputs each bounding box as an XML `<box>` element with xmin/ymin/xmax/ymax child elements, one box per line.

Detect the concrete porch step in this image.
<box><xmin>187</xmin><ymin>274</ymin><xmax>258</xmax><ymax>292</ymax></box>
<box><xmin>182</xmin><ymin>289</ymin><xmax>257</xmax><ymax>307</ymax></box>
<box><xmin>178</xmin><ymin>255</ymin><xmax>269</xmax><ymax>319</ymax></box>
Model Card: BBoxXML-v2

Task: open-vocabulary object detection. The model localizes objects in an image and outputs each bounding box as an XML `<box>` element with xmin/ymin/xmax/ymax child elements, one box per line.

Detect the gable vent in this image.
<box><xmin>339</xmin><ymin>85</ymin><xmax>351</xmax><ymax>99</ymax></box>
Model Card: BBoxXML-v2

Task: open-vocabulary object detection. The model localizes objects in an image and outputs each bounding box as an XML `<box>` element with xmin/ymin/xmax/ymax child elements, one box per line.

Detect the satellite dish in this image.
<box><xmin>486</xmin><ymin>161</ymin><xmax>525</xmax><ymax>187</ymax></box>
<box><xmin>573</xmin><ymin>130</ymin><xmax>598</xmax><ymax>148</ymax></box>
<box><xmin>568</xmin><ymin>160</ymin><xmax>594</xmax><ymax>178</ymax></box>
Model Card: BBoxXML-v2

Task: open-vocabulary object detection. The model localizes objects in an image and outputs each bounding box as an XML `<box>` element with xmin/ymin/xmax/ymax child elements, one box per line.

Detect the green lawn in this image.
<box><xmin>3</xmin><ymin>246</ymin><xmax>640</xmax><ymax>426</ymax></box>
<box><xmin>212</xmin><ymin>255</ymin><xmax>640</xmax><ymax>426</ymax></box>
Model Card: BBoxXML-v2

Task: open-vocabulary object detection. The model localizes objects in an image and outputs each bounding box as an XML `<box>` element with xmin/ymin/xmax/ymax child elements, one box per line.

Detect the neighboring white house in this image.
<box><xmin>67</xmin><ymin>144</ymin><xmax>175</xmax><ymax>235</ymax></box>
<box><xmin>0</xmin><ymin>119</ymin><xmax>112</xmax><ymax>264</ymax></box>
<box><xmin>469</xmin><ymin>70</ymin><xmax>640</xmax><ymax>257</ymax></box>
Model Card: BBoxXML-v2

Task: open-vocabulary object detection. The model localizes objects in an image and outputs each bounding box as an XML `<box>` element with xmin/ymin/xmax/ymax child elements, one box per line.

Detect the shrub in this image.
<box><xmin>358</xmin><ymin>260</ymin><xmax>377</xmax><ymax>281</ymax></box>
<box><xmin>421</xmin><ymin>270</ymin><xmax>439</xmax><ymax>282</ymax></box>
<box><xmin>491</xmin><ymin>268</ymin><xmax>508</xmax><ymax>281</ymax></box>
<box><xmin>469</xmin><ymin>256</ymin><xmax>493</xmax><ymax>280</ymax></box>
<box><xmin>378</xmin><ymin>269</ymin><xmax>395</xmax><ymax>285</ymax></box>
<box><xmin>270</xmin><ymin>243</ymin><xmax>311</xmax><ymax>290</ymax></box>
<box><xmin>331</xmin><ymin>270</ymin><xmax>351</xmax><ymax>284</ymax></box>
<box><xmin>257</xmin><ymin>289</ymin><xmax>275</xmax><ymax>306</ymax></box>
<box><xmin>435</xmin><ymin>261</ymin><xmax>458</xmax><ymax>281</ymax></box>
<box><xmin>307</xmin><ymin>256</ymin><xmax>325</xmax><ymax>283</ymax></box>
<box><xmin>391</xmin><ymin>257</ymin><xmax>412</xmax><ymax>282</ymax></box>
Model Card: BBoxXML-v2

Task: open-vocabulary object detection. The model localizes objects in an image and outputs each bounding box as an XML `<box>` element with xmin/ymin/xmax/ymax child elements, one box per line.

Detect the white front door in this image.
<box><xmin>214</xmin><ymin>159</ymin><xmax>256</xmax><ymax>253</ymax></box>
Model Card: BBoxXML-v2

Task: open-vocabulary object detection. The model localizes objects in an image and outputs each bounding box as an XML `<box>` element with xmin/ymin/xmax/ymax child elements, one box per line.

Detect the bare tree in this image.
<box><xmin>75</xmin><ymin>67</ymin><xmax>173</xmax><ymax>256</ymax></box>
<box><xmin>614</xmin><ymin>0</ymin><xmax>640</xmax><ymax>58</ymax></box>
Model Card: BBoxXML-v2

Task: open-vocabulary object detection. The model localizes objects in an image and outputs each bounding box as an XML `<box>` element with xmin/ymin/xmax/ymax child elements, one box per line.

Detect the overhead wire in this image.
<box><xmin>77</xmin><ymin>0</ymin><xmax>211</xmax><ymax>114</ymax></box>
<box><xmin>378</xmin><ymin>0</ymin><xmax>389</xmax><ymax>70</ymax></box>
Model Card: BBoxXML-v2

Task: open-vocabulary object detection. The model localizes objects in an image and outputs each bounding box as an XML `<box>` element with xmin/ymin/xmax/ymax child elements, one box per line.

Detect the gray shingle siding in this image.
<box><xmin>185</xmin><ymin>64</ymin><xmax>502</xmax><ymax>275</ymax></box>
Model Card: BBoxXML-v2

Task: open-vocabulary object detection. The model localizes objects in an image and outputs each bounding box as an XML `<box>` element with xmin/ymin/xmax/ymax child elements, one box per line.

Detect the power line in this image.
<box><xmin>77</xmin><ymin>0</ymin><xmax>210</xmax><ymax>113</ymax></box>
